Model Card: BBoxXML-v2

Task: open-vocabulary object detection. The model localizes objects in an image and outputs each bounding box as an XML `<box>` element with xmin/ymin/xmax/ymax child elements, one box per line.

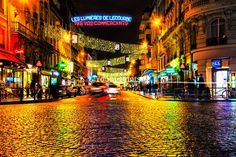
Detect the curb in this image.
<box><xmin>0</xmin><ymin>99</ymin><xmax>59</xmax><ymax>105</ymax></box>
<box><xmin>133</xmin><ymin>92</ymin><xmax>236</xmax><ymax>102</ymax></box>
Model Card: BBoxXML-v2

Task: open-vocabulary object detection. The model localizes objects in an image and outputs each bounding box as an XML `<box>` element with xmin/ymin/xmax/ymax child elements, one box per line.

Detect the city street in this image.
<box><xmin>0</xmin><ymin>92</ymin><xmax>236</xmax><ymax>156</ymax></box>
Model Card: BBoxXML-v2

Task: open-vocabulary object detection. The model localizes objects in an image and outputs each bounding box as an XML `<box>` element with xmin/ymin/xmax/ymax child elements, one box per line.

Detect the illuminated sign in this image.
<box><xmin>165</xmin><ymin>68</ymin><xmax>176</xmax><ymax>74</ymax></box>
<box><xmin>212</xmin><ymin>59</ymin><xmax>222</xmax><ymax>69</ymax></box>
<box><xmin>52</xmin><ymin>71</ymin><xmax>60</xmax><ymax>77</ymax></box>
<box><xmin>71</xmin><ymin>14</ymin><xmax>132</xmax><ymax>26</ymax></box>
<box><xmin>15</xmin><ymin>49</ymin><xmax>24</xmax><ymax>54</ymax></box>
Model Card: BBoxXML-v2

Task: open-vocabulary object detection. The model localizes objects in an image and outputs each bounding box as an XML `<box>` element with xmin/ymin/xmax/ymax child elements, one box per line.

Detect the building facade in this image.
<box><xmin>0</xmin><ymin>0</ymin><xmax>85</xmax><ymax>101</ymax></box>
<box><xmin>146</xmin><ymin>0</ymin><xmax>236</xmax><ymax>95</ymax></box>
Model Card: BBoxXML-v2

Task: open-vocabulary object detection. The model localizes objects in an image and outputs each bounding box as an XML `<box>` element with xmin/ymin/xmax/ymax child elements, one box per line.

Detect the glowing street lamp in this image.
<box><xmin>152</xmin><ymin>17</ymin><xmax>161</xmax><ymax>27</ymax></box>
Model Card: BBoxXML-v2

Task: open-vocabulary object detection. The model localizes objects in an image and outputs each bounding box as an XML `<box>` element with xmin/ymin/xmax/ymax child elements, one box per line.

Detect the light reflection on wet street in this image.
<box><xmin>0</xmin><ymin>91</ymin><xmax>236</xmax><ymax>156</ymax></box>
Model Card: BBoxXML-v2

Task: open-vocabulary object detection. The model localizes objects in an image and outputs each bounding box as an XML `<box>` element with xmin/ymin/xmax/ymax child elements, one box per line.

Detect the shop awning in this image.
<box><xmin>0</xmin><ymin>49</ymin><xmax>25</xmax><ymax>65</ymax></box>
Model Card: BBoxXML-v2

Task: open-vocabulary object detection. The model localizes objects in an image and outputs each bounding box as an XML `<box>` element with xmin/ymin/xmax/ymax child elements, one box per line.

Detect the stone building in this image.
<box><xmin>147</xmin><ymin>0</ymin><xmax>236</xmax><ymax>95</ymax></box>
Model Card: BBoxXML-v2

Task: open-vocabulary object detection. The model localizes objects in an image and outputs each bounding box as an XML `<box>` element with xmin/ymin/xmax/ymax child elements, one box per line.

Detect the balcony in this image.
<box><xmin>185</xmin><ymin>0</ymin><xmax>231</xmax><ymax>18</ymax></box>
<box><xmin>10</xmin><ymin>22</ymin><xmax>38</xmax><ymax>41</ymax></box>
<box><xmin>206</xmin><ymin>37</ymin><xmax>227</xmax><ymax>46</ymax></box>
<box><xmin>191</xmin><ymin>0</ymin><xmax>209</xmax><ymax>9</ymax></box>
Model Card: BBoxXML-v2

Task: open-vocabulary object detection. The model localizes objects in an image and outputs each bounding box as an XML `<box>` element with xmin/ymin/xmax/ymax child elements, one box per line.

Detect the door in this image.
<box><xmin>214</xmin><ymin>70</ymin><xmax>228</xmax><ymax>96</ymax></box>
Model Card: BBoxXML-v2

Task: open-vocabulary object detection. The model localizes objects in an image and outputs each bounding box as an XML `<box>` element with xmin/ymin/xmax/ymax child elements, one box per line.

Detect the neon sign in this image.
<box><xmin>71</xmin><ymin>14</ymin><xmax>132</xmax><ymax>26</ymax></box>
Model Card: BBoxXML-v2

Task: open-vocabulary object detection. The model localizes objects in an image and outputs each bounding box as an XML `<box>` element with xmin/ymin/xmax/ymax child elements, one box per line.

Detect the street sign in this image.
<box><xmin>212</xmin><ymin>59</ymin><xmax>221</xmax><ymax>69</ymax></box>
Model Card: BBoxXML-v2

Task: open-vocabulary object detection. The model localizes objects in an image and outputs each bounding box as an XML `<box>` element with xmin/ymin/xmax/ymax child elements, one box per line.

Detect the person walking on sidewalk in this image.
<box><xmin>25</xmin><ymin>81</ymin><xmax>30</xmax><ymax>98</ymax></box>
<box><xmin>153</xmin><ymin>82</ymin><xmax>158</xmax><ymax>99</ymax></box>
<box><xmin>198</xmin><ymin>74</ymin><xmax>205</xmax><ymax>99</ymax></box>
<box><xmin>187</xmin><ymin>78</ymin><xmax>195</xmax><ymax>98</ymax></box>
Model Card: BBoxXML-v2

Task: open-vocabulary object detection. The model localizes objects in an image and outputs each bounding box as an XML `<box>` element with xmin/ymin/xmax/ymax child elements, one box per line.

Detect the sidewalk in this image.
<box><xmin>0</xmin><ymin>96</ymin><xmax>57</xmax><ymax>105</ymax></box>
<box><xmin>133</xmin><ymin>91</ymin><xmax>236</xmax><ymax>102</ymax></box>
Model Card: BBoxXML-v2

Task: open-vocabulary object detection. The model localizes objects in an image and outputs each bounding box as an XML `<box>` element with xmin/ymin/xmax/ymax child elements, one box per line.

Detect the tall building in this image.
<box><xmin>0</xmin><ymin>0</ymin><xmax>85</xmax><ymax>100</ymax></box>
<box><xmin>147</xmin><ymin>0</ymin><xmax>236</xmax><ymax>95</ymax></box>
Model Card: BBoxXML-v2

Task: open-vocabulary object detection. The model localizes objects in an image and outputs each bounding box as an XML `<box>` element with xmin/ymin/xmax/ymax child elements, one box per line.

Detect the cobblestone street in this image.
<box><xmin>0</xmin><ymin>92</ymin><xmax>236</xmax><ymax>156</ymax></box>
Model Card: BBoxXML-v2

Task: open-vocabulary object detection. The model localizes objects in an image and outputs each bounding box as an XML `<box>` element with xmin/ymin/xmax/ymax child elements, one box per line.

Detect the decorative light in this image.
<box><xmin>106</xmin><ymin>67</ymin><xmax>124</xmax><ymax>73</ymax></box>
<box><xmin>44</xmin><ymin>24</ymin><xmax>147</xmax><ymax>54</ymax></box>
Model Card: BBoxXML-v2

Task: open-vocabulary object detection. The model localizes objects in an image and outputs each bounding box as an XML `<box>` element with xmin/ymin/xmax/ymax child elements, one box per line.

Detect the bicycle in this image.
<box><xmin>221</xmin><ymin>87</ymin><xmax>236</xmax><ymax>99</ymax></box>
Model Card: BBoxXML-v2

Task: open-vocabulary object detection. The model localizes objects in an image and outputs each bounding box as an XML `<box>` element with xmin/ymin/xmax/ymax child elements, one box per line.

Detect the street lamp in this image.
<box><xmin>152</xmin><ymin>17</ymin><xmax>161</xmax><ymax>27</ymax></box>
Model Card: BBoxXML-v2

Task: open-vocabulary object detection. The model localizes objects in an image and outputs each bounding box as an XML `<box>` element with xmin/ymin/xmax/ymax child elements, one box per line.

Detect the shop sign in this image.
<box><xmin>52</xmin><ymin>71</ymin><xmax>60</xmax><ymax>77</ymax></box>
<box><xmin>41</xmin><ymin>70</ymin><xmax>52</xmax><ymax>75</ymax></box>
<box><xmin>212</xmin><ymin>59</ymin><xmax>222</xmax><ymax>69</ymax></box>
<box><xmin>165</xmin><ymin>68</ymin><xmax>176</xmax><ymax>74</ymax></box>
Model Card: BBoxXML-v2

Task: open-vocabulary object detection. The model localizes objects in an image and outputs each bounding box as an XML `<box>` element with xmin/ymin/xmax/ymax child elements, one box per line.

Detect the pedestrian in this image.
<box><xmin>153</xmin><ymin>82</ymin><xmax>158</xmax><ymax>99</ymax></box>
<box><xmin>187</xmin><ymin>78</ymin><xmax>195</xmax><ymax>98</ymax></box>
<box><xmin>30</xmin><ymin>80</ymin><xmax>35</xmax><ymax>98</ymax></box>
<box><xmin>25</xmin><ymin>81</ymin><xmax>30</xmax><ymax>98</ymax></box>
<box><xmin>37</xmin><ymin>83</ymin><xmax>43</xmax><ymax>99</ymax></box>
<box><xmin>198</xmin><ymin>74</ymin><xmax>205</xmax><ymax>99</ymax></box>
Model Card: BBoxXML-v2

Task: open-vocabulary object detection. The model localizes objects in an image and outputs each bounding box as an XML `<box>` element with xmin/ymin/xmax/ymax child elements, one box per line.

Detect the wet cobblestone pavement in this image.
<box><xmin>0</xmin><ymin>92</ymin><xmax>236</xmax><ymax>156</ymax></box>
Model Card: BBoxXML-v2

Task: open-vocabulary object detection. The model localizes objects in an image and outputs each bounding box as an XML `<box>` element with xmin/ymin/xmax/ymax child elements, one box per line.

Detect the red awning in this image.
<box><xmin>0</xmin><ymin>49</ymin><xmax>25</xmax><ymax>65</ymax></box>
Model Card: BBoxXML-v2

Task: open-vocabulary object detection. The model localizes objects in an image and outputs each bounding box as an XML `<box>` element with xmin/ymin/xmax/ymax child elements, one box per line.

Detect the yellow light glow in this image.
<box><xmin>64</xmin><ymin>34</ymin><xmax>71</xmax><ymax>43</ymax></box>
<box><xmin>80</xmin><ymin>51</ymin><xmax>85</xmax><ymax>56</ymax></box>
<box><xmin>142</xmin><ymin>41</ymin><xmax>148</xmax><ymax>48</ymax></box>
<box><xmin>152</xmin><ymin>18</ymin><xmax>161</xmax><ymax>27</ymax></box>
<box><xmin>131</xmin><ymin>60</ymin><xmax>136</xmax><ymax>64</ymax></box>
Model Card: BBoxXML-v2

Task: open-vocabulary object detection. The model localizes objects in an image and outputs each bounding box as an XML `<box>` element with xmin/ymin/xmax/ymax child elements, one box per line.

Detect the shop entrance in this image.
<box><xmin>213</xmin><ymin>69</ymin><xmax>229</xmax><ymax>96</ymax></box>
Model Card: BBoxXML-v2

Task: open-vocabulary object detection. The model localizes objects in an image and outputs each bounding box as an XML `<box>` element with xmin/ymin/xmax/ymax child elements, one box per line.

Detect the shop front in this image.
<box><xmin>211</xmin><ymin>59</ymin><xmax>229</xmax><ymax>96</ymax></box>
<box><xmin>158</xmin><ymin>68</ymin><xmax>179</xmax><ymax>94</ymax></box>
<box><xmin>40</xmin><ymin>70</ymin><xmax>51</xmax><ymax>96</ymax></box>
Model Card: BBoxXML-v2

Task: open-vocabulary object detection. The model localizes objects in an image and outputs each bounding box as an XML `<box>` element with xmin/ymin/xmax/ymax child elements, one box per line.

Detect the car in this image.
<box><xmin>89</xmin><ymin>82</ymin><xmax>108</xmax><ymax>95</ymax></box>
<box><xmin>107</xmin><ymin>84</ymin><xmax>121</xmax><ymax>95</ymax></box>
<box><xmin>58</xmin><ymin>86</ymin><xmax>77</xmax><ymax>98</ymax></box>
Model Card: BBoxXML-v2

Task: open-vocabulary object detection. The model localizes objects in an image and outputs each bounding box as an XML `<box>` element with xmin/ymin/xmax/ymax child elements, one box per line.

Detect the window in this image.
<box><xmin>207</xmin><ymin>18</ymin><xmax>227</xmax><ymax>46</ymax></box>
<box><xmin>211</xmin><ymin>18</ymin><xmax>225</xmax><ymax>38</ymax></box>
<box><xmin>0</xmin><ymin>28</ymin><xmax>5</xmax><ymax>49</ymax></box>
<box><xmin>0</xmin><ymin>0</ymin><xmax>4</xmax><ymax>14</ymax></box>
<box><xmin>190</xmin><ymin>25</ymin><xmax>197</xmax><ymax>49</ymax></box>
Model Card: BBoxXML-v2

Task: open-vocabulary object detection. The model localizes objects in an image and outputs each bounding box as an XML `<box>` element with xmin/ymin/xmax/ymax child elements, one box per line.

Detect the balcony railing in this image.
<box><xmin>206</xmin><ymin>37</ymin><xmax>227</xmax><ymax>46</ymax></box>
<box><xmin>191</xmin><ymin>0</ymin><xmax>210</xmax><ymax>9</ymax></box>
<box><xmin>160</xmin><ymin>23</ymin><xmax>177</xmax><ymax>41</ymax></box>
<box><xmin>11</xmin><ymin>22</ymin><xmax>38</xmax><ymax>41</ymax></box>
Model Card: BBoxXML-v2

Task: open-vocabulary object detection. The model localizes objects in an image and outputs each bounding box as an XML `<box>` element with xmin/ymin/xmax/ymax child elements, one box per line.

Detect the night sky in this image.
<box><xmin>71</xmin><ymin>0</ymin><xmax>154</xmax><ymax>44</ymax></box>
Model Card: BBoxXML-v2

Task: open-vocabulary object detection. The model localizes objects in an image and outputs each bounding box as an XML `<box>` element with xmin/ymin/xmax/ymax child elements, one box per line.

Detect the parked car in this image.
<box><xmin>89</xmin><ymin>82</ymin><xmax>108</xmax><ymax>95</ymax></box>
<box><xmin>107</xmin><ymin>84</ymin><xmax>121</xmax><ymax>95</ymax></box>
<box><xmin>58</xmin><ymin>86</ymin><xmax>77</xmax><ymax>98</ymax></box>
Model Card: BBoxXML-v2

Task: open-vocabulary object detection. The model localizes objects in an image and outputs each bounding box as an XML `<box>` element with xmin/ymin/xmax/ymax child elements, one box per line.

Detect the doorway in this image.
<box><xmin>213</xmin><ymin>69</ymin><xmax>229</xmax><ymax>96</ymax></box>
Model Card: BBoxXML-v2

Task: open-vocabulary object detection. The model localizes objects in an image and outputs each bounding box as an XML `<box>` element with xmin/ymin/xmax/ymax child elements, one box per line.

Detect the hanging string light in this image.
<box><xmin>44</xmin><ymin>24</ymin><xmax>147</xmax><ymax>54</ymax></box>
